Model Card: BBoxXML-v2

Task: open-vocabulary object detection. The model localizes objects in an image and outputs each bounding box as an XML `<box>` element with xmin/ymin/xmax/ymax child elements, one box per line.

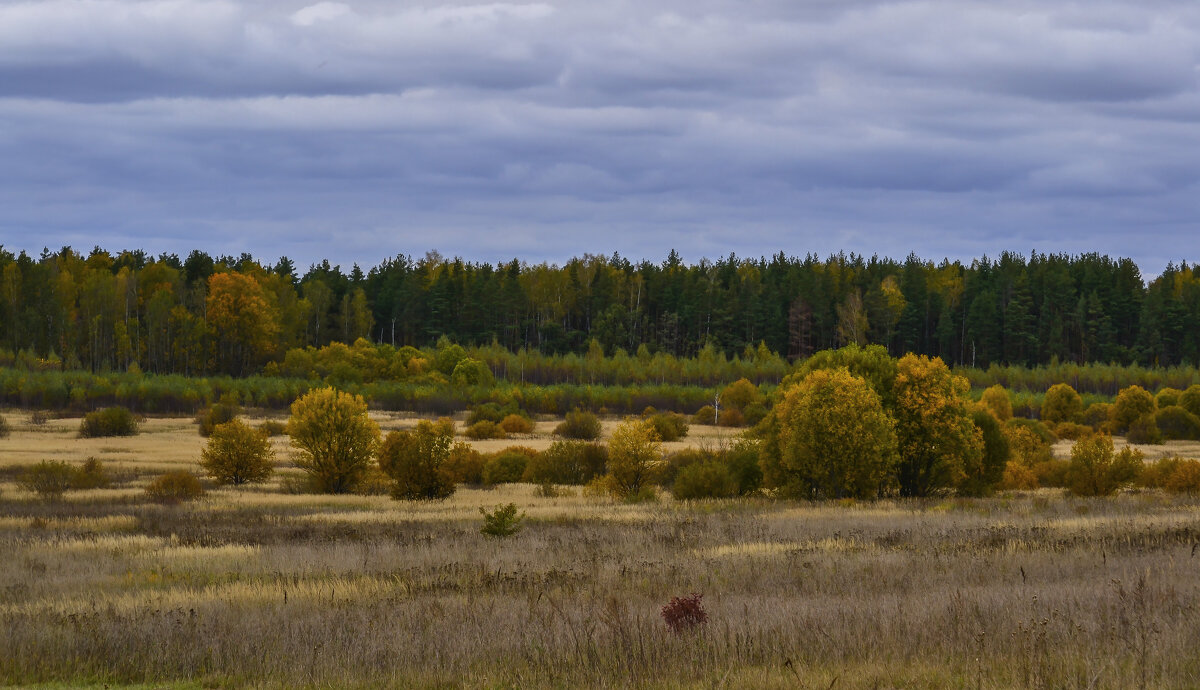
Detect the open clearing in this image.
<box><xmin>2</xmin><ymin>412</ymin><xmax>1200</xmax><ymax>688</ymax></box>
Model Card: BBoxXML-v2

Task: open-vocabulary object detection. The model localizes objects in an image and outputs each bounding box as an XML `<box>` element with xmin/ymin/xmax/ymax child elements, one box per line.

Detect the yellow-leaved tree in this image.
<box><xmin>605</xmin><ymin>419</ymin><xmax>662</xmax><ymax>500</ymax></box>
<box><xmin>760</xmin><ymin>367</ymin><xmax>897</xmax><ymax>499</ymax></box>
<box><xmin>892</xmin><ymin>354</ymin><xmax>984</xmax><ymax>496</ymax></box>
<box><xmin>288</xmin><ymin>387</ymin><xmax>380</xmax><ymax>493</ymax></box>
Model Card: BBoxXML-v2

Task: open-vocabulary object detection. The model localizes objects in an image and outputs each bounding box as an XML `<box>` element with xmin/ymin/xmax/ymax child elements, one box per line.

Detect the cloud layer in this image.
<box><xmin>2</xmin><ymin>0</ymin><xmax>1198</xmax><ymax>271</ymax></box>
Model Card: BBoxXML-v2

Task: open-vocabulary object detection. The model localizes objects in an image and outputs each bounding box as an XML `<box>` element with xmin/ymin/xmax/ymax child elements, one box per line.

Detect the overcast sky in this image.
<box><xmin>1</xmin><ymin>0</ymin><xmax>1198</xmax><ymax>273</ymax></box>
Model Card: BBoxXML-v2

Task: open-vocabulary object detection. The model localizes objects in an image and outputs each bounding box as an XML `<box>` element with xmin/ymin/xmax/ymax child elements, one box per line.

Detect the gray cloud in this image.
<box><xmin>1</xmin><ymin>0</ymin><xmax>1199</xmax><ymax>273</ymax></box>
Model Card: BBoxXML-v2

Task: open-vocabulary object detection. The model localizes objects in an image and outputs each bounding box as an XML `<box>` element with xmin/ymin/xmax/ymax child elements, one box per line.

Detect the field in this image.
<box><xmin>3</xmin><ymin>412</ymin><xmax>1200</xmax><ymax>688</ymax></box>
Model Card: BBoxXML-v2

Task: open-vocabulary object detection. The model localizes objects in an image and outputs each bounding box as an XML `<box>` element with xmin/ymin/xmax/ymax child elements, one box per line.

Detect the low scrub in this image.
<box><xmin>645</xmin><ymin>411</ymin><xmax>689</xmax><ymax>442</ymax></box>
<box><xmin>522</xmin><ymin>440</ymin><xmax>607</xmax><ymax>485</ymax></box>
<box><xmin>498</xmin><ymin>414</ymin><xmax>534</xmax><ymax>435</ymax></box>
<box><xmin>79</xmin><ymin>406</ymin><xmax>138</xmax><ymax>438</ymax></box>
<box><xmin>197</xmin><ymin>394</ymin><xmax>240</xmax><ymax>437</ymax></box>
<box><xmin>554</xmin><ymin>409</ymin><xmax>601</xmax><ymax>440</ymax></box>
<box><xmin>145</xmin><ymin>471</ymin><xmax>205</xmax><ymax>504</ymax></box>
<box><xmin>464</xmin><ymin>420</ymin><xmax>506</xmax><ymax>440</ymax></box>
<box><xmin>479</xmin><ymin>503</ymin><xmax>525</xmax><ymax>537</ymax></box>
<box><xmin>482</xmin><ymin>447</ymin><xmax>537</xmax><ymax>485</ymax></box>
<box><xmin>19</xmin><ymin>461</ymin><xmax>75</xmax><ymax>500</ymax></box>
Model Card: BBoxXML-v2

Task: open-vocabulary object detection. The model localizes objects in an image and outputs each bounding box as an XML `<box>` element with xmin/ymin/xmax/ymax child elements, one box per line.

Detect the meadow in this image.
<box><xmin>2</xmin><ymin>411</ymin><xmax>1200</xmax><ymax>688</ymax></box>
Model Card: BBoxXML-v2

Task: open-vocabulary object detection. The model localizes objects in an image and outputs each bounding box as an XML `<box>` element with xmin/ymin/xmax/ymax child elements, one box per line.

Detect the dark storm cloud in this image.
<box><xmin>1</xmin><ymin>0</ymin><xmax>1199</xmax><ymax>272</ymax></box>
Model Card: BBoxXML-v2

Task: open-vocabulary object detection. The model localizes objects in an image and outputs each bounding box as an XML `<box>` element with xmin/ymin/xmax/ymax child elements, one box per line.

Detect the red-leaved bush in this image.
<box><xmin>660</xmin><ymin>593</ymin><xmax>707</xmax><ymax>634</ymax></box>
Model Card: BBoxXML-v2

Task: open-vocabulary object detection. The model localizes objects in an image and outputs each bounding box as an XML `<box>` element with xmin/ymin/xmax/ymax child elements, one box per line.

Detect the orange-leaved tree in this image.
<box><xmin>206</xmin><ymin>271</ymin><xmax>279</xmax><ymax>376</ymax></box>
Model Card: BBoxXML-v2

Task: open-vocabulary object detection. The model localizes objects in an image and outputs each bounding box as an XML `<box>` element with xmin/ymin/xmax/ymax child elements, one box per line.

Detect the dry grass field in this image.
<box><xmin>2</xmin><ymin>410</ymin><xmax>1200</xmax><ymax>688</ymax></box>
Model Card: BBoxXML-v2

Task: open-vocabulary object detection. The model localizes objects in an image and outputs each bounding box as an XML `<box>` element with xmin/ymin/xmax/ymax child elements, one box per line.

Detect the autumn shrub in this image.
<box><xmin>1083</xmin><ymin>402</ymin><xmax>1112</xmax><ymax>430</ymax></box>
<box><xmin>499</xmin><ymin>414</ymin><xmax>534</xmax><ymax>435</ymax></box>
<box><xmin>20</xmin><ymin>461</ymin><xmax>74</xmax><ymax>500</ymax></box>
<box><xmin>70</xmin><ymin>457</ymin><xmax>111</xmax><ymax>490</ymax></box>
<box><xmin>672</xmin><ymin>459</ymin><xmax>739</xmax><ymax>500</ymax></box>
<box><xmin>691</xmin><ymin>405</ymin><xmax>716</xmax><ymax>425</ymax></box>
<box><xmin>197</xmin><ymin>393</ymin><xmax>240</xmax><ymax>437</ymax></box>
<box><xmin>1155</xmin><ymin>406</ymin><xmax>1200</xmax><ymax>440</ymax></box>
<box><xmin>1181</xmin><ymin>385</ymin><xmax>1200</xmax><ymax>418</ymax></box>
<box><xmin>464</xmin><ymin>420</ymin><xmax>506</xmax><ymax>440</ymax></box>
<box><xmin>1126</xmin><ymin>414</ymin><xmax>1162</xmax><ymax>445</ymax></box>
<box><xmin>761</xmin><ymin>368</ymin><xmax>896</xmax><ymax>499</ymax></box>
<box><xmin>646</xmin><ymin>411</ymin><xmax>689</xmax><ymax>441</ymax></box>
<box><xmin>722</xmin><ymin>440</ymin><xmax>764</xmax><ymax>496</ymax></box>
<box><xmin>1032</xmin><ymin>459</ymin><xmax>1070</xmax><ymax>488</ymax></box>
<box><xmin>554</xmin><ymin>409</ymin><xmax>602</xmax><ymax>440</ymax></box>
<box><xmin>443</xmin><ymin>442</ymin><xmax>486</xmax><ymax>484</ymax></box>
<box><xmin>479</xmin><ymin>503</ymin><xmax>525</xmax><ymax>537</ymax></box>
<box><xmin>79</xmin><ymin>406</ymin><xmax>138</xmax><ymax>438</ymax></box>
<box><xmin>742</xmin><ymin>402</ymin><xmax>769</xmax><ymax>426</ymax></box>
<box><xmin>288</xmin><ymin>388</ymin><xmax>381</xmax><ymax>494</ymax></box>
<box><xmin>378</xmin><ymin>418</ymin><xmax>456</xmax><ymax>500</ymax></box>
<box><xmin>717</xmin><ymin>408</ymin><xmax>745</xmax><ymax>427</ymax></box>
<box><xmin>661</xmin><ymin>593</ymin><xmax>707</xmax><ymax>634</ymax></box>
<box><xmin>1041</xmin><ymin>383</ymin><xmax>1083</xmax><ymax>424</ymax></box>
<box><xmin>145</xmin><ymin>471</ymin><xmax>205</xmax><ymax>504</ymax></box>
<box><xmin>1111</xmin><ymin>385</ymin><xmax>1156</xmax><ymax>433</ymax></box>
<box><xmin>604</xmin><ymin>419</ymin><xmax>663</xmax><ymax>500</ymax></box>
<box><xmin>981</xmin><ymin>384</ymin><xmax>1013</xmax><ymax>421</ymax></box>
<box><xmin>892</xmin><ymin>354</ymin><xmax>983</xmax><ymax>497</ymax></box>
<box><xmin>258</xmin><ymin>420</ymin><xmax>287</xmax><ymax>436</ymax></box>
<box><xmin>450</xmin><ymin>357</ymin><xmax>494</xmax><ymax>387</ymax></box>
<box><xmin>482</xmin><ymin>447</ymin><xmax>537</xmax><ymax>485</ymax></box>
<box><xmin>1064</xmin><ymin>434</ymin><xmax>1142</xmax><ymax>496</ymax></box>
<box><xmin>1155</xmin><ymin>387</ymin><xmax>1183</xmax><ymax>409</ymax></box>
<box><xmin>522</xmin><ymin>440</ymin><xmax>607</xmax><ymax>485</ymax></box>
<box><xmin>1005</xmin><ymin>417</ymin><xmax>1057</xmax><ymax>445</ymax></box>
<box><xmin>1053</xmin><ymin>422</ymin><xmax>1094</xmax><ymax>441</ymax></box>
<box><xmin>466</xmin><ymin>402</ymin><xmax>521</xmax><ymax>425</ymax></box>
<box><xmin>1163</xmin><ymin>459</ymin><xmax>1200</xmax><ymax>494</ymax></box>
<box><xmin>200</xmin><ymin>420</ymin><xmax>275</xmax><ymax>485</ymax></box>
<box><xmin>720</xmin><ymin>378</ymin><xmax>763</xmax><ymax>412</ymax></box>
<box><xmin>1132</xmin><ymin>456</ymin><xmax>1200</xmax><ymax>494</ymax></box>
<box><xmin>1001</xmin><ymin>461</ymin><xmax>1039</xmax><ymax>490</ymax></box>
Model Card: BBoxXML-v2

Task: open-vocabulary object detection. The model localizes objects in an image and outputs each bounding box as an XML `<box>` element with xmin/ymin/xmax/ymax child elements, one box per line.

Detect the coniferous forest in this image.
<box><xmin>1</xmin><ymin>246</ymin><xmax>1198</xmax><ymax>379</ymax></box>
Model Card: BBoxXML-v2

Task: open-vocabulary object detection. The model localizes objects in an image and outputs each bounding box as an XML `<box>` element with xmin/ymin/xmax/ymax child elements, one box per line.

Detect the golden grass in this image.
<box><xmin>5</xmin><ymin>411</ymin><xmax>1200</xmax><ymax>688</ymax></box>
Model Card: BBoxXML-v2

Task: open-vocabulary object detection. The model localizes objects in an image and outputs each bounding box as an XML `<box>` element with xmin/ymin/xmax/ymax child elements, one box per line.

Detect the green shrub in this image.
<box><xmin>200</xmin><ymin>420</ymin><xmax>275</xmax><ymax>485</ymax></box>
<box><xmin>378</xmin><ymin>419</ymin><xmax>456</xmax><ymax>500</ymax></box>
<box><xmin>20</xmin><ymin>460</ymin><xmax>74</xmax><ymax>500</ymax></box>
<box><xmin>288</xmin><ymin>388</ymin><xmax>381</xmax><ymax>494</ymax></box>
<box><xmin>443</xmin><ymin>442</ymin><xmax>486</xmax><ymax>484</ymax></box>
<box><xmin>1126</xmin><ymin>414</ymin><xmax>1162</xmax><ymax>445</ymax></box>
<box><xmin>1155</xmin><ymin>406</ymin><xmax>1200</xmax><ymax>440</ymax></box>
<box><xmin>499</xmin><ymin>414</ymin><xmax>534</xmax><ymax>435</ymax></box>
<box><xmin>71</xmin><ymin>457</ymin><xmax>111</xmax><ymax>490</ymax></box>
<box><xmin>522</xmin><ymin>440</ymin><xmax>607</xmax><ymax>485</ymax></box>
<box><xmin>450</xmin><ymin>357</ymin><xmax>494</xmax><ymax>387</ymax></box>
<box><xmin>482</xmin><ymin>447</ymin><xmax>536</xmax><ymax>485</ymax></box>
<box><xmin>671</xmin><ymin>460</ymin><xmax>738</xmax><ymax>500</ymax></box>
<box><xmin>464</xmin><ymin>420</ymin><xmax>506</xmax><ymax>440</ymax></box>
<box><xmin>466</xmin><ymin>402</ymin><xmax>514</xmax><ymax>425</ymax></box>
<box><xmin>480</xmin><ymin>503</ymin><xmax>525</xmax><ymax>537</ymax></box>
<box><xmin>79</xmin><ymin>406</ymin><xmax>138</xmax><ymax>438</ymax></box>
<box><xmin>258</xmin><ymin>420</ymin><xmax>287</xmax><ymax>437</ymax></box>
<box><xmin>1064</xmin><ymin>435</ymin><xmax>1142</xmax><ymax>496</ymax></box>
<box><xmin>742</xmin><ymin>402</ymin><xmax>769</xmax><ymax>427</ymax></box>
<box><xmin>554</xmin><ymin>409</ymin><xmax>601</xmax><ymax>440</ymax></box>
<box><xmin>959</xmin><ymin>408</ymin><xmax>1009</xmax><ymax>497</ymax></box>
<box><xmin>981</xmin><ymin>385</ymin><xmax>1013</xmax><ymax>421</ymax></box>
<box><xmin>722</xmin><ymin>440</ymin><xmax>763</xmax><ymax>496</ymax></box>
<box><xmin>197</xmin><ymin>394</ymin><xmax>240</xmax><ymax>437</ymax></box>
<box><xmin>145</xmin><ymin>471</ymin><xmax>205</xmax><ymax>504</ymax></box>
<box><xmin>646</xmin><ymin>412</ymin><xmax>689</xmax><ymax>442</ymax></box>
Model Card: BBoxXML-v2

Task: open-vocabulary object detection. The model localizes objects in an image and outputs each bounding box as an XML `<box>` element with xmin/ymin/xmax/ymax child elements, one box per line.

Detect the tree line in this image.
<box><xmin>2</xmin><ymin>245</ymin><xmax>1199</xmax><ymax>377</ymax></box>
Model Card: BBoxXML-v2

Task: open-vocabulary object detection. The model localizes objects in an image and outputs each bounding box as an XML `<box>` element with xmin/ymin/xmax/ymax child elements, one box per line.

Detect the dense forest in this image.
<box><xmin>2</xmin><ymin>245</ymin><xmax>1198</xmax><ymax>378</ymax></box>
